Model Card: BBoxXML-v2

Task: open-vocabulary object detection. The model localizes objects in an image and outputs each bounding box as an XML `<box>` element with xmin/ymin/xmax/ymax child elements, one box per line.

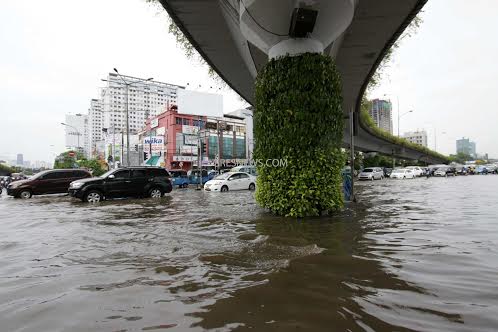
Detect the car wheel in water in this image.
<box><xmin>249</xmin><ymin>183</ymin><xmax>255</xmax><ymax>191</ymax></box>
<box><xmin>85</xmin><ymin>190</ymin><xmax>102</xmax><ymax>203</ymax></box>
<box><xmin>149</xmin><ymin>188</ymin><xmax>163</xmax><ymax>198</ymax></box>
<box><xmin>221</xmin><ymin>185</ymin><xmax>228</xmax><ymax>192</ymax></box>
<box><xmin>19</xmin><ymin>190</ymin><xmax>32</xmax><ymax>199</ymax></box>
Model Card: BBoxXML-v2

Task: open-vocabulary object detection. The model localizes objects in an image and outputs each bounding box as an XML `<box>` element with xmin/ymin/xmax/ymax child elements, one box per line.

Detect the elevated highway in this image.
<box><xmin>159</xmin><ymin>0</ymin><xmax>445</xmax><ymax>164</ymax></box>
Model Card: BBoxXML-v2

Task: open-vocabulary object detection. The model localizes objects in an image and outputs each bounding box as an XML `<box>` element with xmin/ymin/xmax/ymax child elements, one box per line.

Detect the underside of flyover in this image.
<box><xmin>158</xmin><ymin>0</ymin><xmax>441</xmax><ymax>164</ymax></box>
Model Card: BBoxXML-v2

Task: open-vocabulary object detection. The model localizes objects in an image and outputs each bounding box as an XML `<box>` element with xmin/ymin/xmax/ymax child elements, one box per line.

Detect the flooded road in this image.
<box><xmin>1</xmin><ymin>175</ymin><xmax>497</xmax><ymax>331</ymax></box>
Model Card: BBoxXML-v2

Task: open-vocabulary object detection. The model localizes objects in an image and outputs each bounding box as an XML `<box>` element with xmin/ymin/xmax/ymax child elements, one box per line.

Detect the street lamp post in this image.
<box><xmin>398</xmin><ymin>110</ymin><xmax>414</xmax><ymax>137</ymax></box>
<box><xmin>61</xmin><ymin>122</ymin><xmax>81</xmax><ymax>153</ymax></box>
<box><xmin>104</xmin><ymin>68</ymin><xmax>153</xmax><ymax>166</ymax></box>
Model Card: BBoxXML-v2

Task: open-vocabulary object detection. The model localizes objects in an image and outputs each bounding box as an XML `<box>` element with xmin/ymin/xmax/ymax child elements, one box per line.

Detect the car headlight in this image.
<box><xmin>70</xmin><ymin>182</ymin><xmax>84</xmax><ymax>189</ymax></box>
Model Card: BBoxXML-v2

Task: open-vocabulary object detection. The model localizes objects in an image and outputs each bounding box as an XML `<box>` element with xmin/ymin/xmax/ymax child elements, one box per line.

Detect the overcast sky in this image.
<box><xmin>1</xmin><ymin>0</ymin><xmax>497</xmax><ymax>163</ymax></box>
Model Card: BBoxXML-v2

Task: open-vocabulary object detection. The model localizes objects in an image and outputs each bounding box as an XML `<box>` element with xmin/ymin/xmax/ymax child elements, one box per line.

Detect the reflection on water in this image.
<box><xmin>0</xmin><ymin>176</ymin><xmax>497</xmax><ymax>331</ymax></box>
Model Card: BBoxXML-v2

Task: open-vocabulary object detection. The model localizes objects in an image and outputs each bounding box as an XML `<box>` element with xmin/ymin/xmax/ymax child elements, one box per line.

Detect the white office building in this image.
<box><xmin>64</xmin><ymin>113</ymin><xmax>89</xmax><ymax>155</ymax></box>
<box><xmin>403</xmin><ymin>130</ymin><xmax>428</xmax><ymax>147</ymax></box>
<box><xmin>101</xmin><ymin>73</ymin><xmax>182</xmax><ymax>136</ymax></box>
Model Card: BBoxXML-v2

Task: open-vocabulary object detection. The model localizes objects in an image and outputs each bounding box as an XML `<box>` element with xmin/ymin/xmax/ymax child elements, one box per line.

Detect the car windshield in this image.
<box><xmin>29</xmin><ymin>170</ymin><xmax>51</xmax><ymax>180</ymax></box>
<box><xmin>362</xmin><ymin>169</ymin><xmax>373</xmax><ymax>172</ymax></box>
<box><xmin>392</xmin><ymin>169</ymin><xmax>405</xmax><ymax>174</ymax></box>
<box><xmin>214</xmin><ymin>173</ymin><xmax>233</xmax><ymax>180</ymax></box>
<box><xmin>100</xmin><ymin>169</ymin><xmax>116</xmax><ymax>178</ymax></box>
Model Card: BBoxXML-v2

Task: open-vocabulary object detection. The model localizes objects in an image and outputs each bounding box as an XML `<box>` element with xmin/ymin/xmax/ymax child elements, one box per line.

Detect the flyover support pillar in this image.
<box><xmin>253</xmin><ymin>53</ymin><xmax>345</xmax><ymax>217</ymax></box>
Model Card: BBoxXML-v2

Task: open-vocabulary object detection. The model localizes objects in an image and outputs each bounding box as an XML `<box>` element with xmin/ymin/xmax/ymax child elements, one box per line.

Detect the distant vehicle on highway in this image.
<box><xmin>358</xmin><ymin>167</ymin><xmax>384</xmax><ymax>181</ymax></box>
<box><xmin>204</xmin><ymin>172</ymin><xmax>256</xmax><ymax>192</ymax></box>
<box><xmin>69</xmin><ymin>167</ymin><xmax>172</xmax><ymax>203</ymax></box>
<box><xmin>406</xmin><ymin>166</ymin><xmax>424</xmax><ymax>177</ymax></box>
<box><xmin>7</xmin><ymin>169</ymin><xmax>91</xmax><ymax>199</ymax></box>
<box><xmin>455</xmin><ymin>166</ymin><xmax>469</xmax><ymax>175</ymax></box>
<box><xmin>434</xmin><ymin>167</ymin><xmax>457</xmax><ymax>177</ymax></box>
<box><xmin>390</xmin><ymin>168</ymin><xmax>415</xmax><ymax>179</ymax></box>
<box><xmin>383</xmin><ymin>168</ymin><xmax>393</xmax><ymax>177</ymax></box>
<box><xmin>474</xmin><ymin>165</ymin><xmax>489</xmax><ymax>175</ymax></box>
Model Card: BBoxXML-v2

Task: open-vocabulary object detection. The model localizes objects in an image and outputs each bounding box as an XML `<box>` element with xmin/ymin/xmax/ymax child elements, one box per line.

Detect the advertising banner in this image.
<box><xmin>143</xmin><ymin>136</ymin><xmax>165</xmax><ymax>154</ymax></box>
<box><xmin>184</xmin><ymin>135</ymin><xmax>198</xmax><ymax>146</ymax></box>
<box><xmin>182</xmin><ymin>125</ymin><xmax>199</xmax><ymax>135</ymax></box>
<box><xmin>173</xmin><ymin>156</ymin><xmax>197</xmax><ymax>162</ymax></box>
<box><xmin>180</xmin><ymin>145</ymin><xmax>198</xmax><ymax>155</ymax></box>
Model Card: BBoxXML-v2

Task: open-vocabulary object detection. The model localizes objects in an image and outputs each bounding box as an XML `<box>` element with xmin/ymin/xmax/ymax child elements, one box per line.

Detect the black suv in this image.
<box><xmin>7</xmin><ymin>169</ymin><xmax>91</xmax><ymax>199</ymax></box>
<box><xmin>68</xmin><ymin>167</ymin><xmax>172</xmax><ymax>203</ymax></box>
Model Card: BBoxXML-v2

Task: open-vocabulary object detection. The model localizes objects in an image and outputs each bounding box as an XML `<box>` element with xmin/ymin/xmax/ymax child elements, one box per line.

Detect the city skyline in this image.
<box><xmin>2</xmin><ymin>0</ymin><xmax>498</xmax><ymax>161</ymax></box>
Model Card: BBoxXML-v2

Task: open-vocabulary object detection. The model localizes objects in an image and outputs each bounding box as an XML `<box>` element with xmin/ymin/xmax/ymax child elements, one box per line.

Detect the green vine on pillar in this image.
<box><xmin>254</xmin><ymin>53</ymin><xmax>345</xmax><ymax>217</ymax></box>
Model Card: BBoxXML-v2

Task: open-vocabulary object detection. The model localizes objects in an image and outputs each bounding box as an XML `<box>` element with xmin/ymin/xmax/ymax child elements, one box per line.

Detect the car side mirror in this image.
<box><xmin>108</xmin><ymin>174</ymin><xmax>115</xmax><ymax>179</ymax></box>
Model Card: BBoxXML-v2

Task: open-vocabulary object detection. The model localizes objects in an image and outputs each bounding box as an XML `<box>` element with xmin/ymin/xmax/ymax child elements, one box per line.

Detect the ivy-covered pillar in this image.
<box><xmin>254</xmin><ymin>53</ymin><xmax>345</xmax><ymax>217</ymax></box>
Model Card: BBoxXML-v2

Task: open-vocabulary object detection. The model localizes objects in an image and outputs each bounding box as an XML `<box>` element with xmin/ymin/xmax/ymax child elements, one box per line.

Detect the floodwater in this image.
<box><xmin>1</xmin><ymin>175</ymin><xmax>497</xmax><ymax>332</ymax></box>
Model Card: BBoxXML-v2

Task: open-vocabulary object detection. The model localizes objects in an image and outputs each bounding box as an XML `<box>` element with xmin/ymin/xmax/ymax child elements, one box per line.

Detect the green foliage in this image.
<box><xmin>78</xmin><ymin>159</ymin><xmax>106</xmax><ymax>176</ymax></box>
<box><xmin>54</xmin><ymin>151</ymin><xmax>85</xmax><ymax>169</ymax></box>
<box><xmin>0</xmin><ymin>163</ymin><xmax>15</xmax><ymax>175</ymax></box>
<box><xmin>254</xmin><ymin>53</ymin><xmax>345</xmax><ymax>217</ymax></box>
<box><xmin>53</xmin><ymin>151</ymin><xmax>105</xmax><ymax>176</ymax></box>
<box><xmin>359</xmin><ymin>106</ymin><xmax>449</xmax><ymax>163</ymax></box>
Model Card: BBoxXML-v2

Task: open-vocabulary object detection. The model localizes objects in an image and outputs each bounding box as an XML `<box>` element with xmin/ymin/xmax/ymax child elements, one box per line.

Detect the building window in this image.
<box><xmin>176</xmin><ymin>117</ymin><xmax>182</xmax><ymax>125</ymax></box>
<box><xmin>182</xmin><ymin>118</ymin><xmax>190</xmax><ymax>125</ymax></box>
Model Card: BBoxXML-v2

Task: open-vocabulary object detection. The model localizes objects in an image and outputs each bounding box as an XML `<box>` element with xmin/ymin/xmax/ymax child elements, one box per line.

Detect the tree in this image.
<box><xmin>78</xmin><ymin>159</ymin><xmax>106</xmax><ymax>176</ymax></box>
<box><xmin>53</xmin><ymin>151</ymin><xmax>85</xmax><ymax>169</ymax></box>
<box><xmin>53</xmin><ymin>151</ymin><xmax>106</xmax><ymax>176</ymax></box>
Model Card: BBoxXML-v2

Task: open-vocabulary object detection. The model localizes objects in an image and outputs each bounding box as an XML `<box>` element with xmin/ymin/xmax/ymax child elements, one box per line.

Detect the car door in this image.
<box><xmin>130</xmin><ymin>169</ymin><xmax>148</xmax><ymax>196</ymax></box>
<box><xmin>106</xmin><ymin>170</ymin><xmax>131</xmax><ymax>198</ymax></box>
<box><xmin>227</xmin><ymin>173</ymin><xmax>241</xmax><ymax>190</ymax></box>
<box><xmin>56</xmin><ymin>171</ymin><xmax>76</xmax><ymax>193</ymax></box>
<box><xmin>34</xmin><ymin>172</ymin><xmax>58</xmax><ymax>194</ymax></box>
<box><xmin>238</xmin><ymin>173</ymin><xmax>251</xmax><ymax>189</ymax></box>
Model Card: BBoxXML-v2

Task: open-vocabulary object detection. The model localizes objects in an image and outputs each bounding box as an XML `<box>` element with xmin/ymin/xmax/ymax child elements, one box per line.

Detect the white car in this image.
<box><xmin>358</xmin><ymin>167</ymin><xmax>384</xmax><ymax>181</ymax></box>
<box><xmin>390</xmin><ymin>168</ymin><xmax>415</xmax><ymax>179</ymax></box>
<box><xmin>204</xmin><ymin>172</ymin><xmax>256</xmax><ymax>192</ymax></box>
<box><xmin>406</xmin><ymin>166</ymin><xmax>423</xmax><ymax>177</ymax></box>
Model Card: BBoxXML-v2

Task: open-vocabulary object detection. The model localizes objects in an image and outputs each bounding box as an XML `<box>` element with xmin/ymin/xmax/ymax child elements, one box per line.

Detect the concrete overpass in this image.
<box><xmin>158</xmin><ymin>0</ymin><xmax>445</xmax><ymax>164</ymax></box>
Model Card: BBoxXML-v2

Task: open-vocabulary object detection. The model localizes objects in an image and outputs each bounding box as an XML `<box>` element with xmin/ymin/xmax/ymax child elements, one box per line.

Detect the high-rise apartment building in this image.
<box><xmin>368</xmin><ymin>99</ymin><xmax>393</xmax><ymax>134</ymax></box>
<box><xmin>101</xmin><ymin>73</ymin><xmax>182</xmax><ymax>136</ymax></box>
<box><xmin>456</xmin><ymin>137</ymin><xmax>476</xmax><ymax>157</ymax></box>
<box><xmin>88</xmin><ymin>99</ymin><xmax>104</xmax><ymax>156</ymax></box>
<box><xmin>403</xmin><ymin>130</ymin><xmax>428</xmax><ymax>147</ymax></box>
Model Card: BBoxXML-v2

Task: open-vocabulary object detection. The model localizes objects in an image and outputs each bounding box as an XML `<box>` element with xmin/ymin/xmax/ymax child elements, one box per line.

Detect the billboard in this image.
<box><xmin>177</xmin><ymin>89</ymin><xmax>223</xmax><ymax>118</ymax></box>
